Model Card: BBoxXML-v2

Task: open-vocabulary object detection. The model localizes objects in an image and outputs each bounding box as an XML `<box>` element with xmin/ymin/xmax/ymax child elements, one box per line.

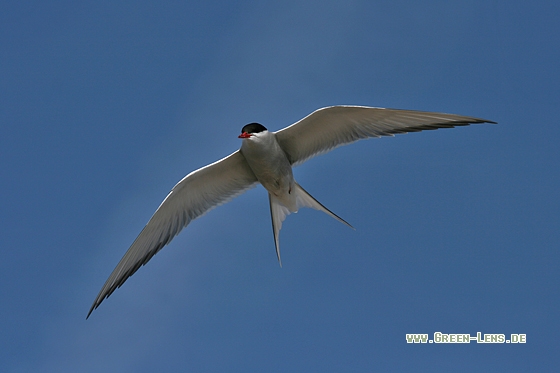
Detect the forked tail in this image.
<box><xmin>268</xmin><ymin>182</ymin><xmax>354</xmax><ymax>266</ymax></box>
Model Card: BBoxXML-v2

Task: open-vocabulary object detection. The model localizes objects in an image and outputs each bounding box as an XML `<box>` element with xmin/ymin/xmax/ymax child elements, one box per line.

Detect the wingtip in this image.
<box><xmin>475</xmin><ymin>118</ymin><xmax>497</xmax><ymax>125</ymax></box>
<box><xmin>86</xmin><ymin>303</ymin><xmax>97</xmax><ymax>319</ymax></box>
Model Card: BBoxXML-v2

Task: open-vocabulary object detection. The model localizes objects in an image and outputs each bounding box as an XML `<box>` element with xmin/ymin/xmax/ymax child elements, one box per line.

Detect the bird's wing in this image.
<box><xmin>275</xmin><ymin>106</ymin><xmax>496</xmax><ymax>166</ymax></box>
<box><xmin>88</xmin><ymin>150</ymin><xmax>258</xmax><ymax>318</ymax></box>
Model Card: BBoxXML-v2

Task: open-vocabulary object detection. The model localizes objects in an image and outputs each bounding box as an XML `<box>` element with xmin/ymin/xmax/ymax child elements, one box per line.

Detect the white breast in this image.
<box><xmin>240</xmin><ymin>131</ymin><xmax>297</xmax><ymax>211</ymax></box>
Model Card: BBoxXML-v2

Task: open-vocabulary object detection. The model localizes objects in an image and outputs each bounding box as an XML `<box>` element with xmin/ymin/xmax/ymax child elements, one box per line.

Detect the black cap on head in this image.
<box><xmin>241</xmin><ymin>123</ymin><xmax>267</xmax><ymax>134</ymax></box>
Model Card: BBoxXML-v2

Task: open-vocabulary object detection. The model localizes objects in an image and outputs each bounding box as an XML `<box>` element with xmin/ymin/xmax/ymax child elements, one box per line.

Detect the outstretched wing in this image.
<box><xmin>88</xmin><ymin>150</ymin><xmax>258</xmax><ymax>318</ymax></box>
<box><xmin>275</xmin><ymin>106</ymin><xmax>496</xmax><ymax>166</ymax></box>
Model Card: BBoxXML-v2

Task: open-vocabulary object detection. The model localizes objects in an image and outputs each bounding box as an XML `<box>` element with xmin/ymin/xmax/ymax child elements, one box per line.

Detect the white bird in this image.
<box><xmin>87</xmin><ymin>105</ymin><xmax>495</xmax><ymax>318</ymax></box>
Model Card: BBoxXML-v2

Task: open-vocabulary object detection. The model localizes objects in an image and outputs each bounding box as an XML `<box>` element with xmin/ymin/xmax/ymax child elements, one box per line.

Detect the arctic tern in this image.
<box><xmin>87</xmin><ymin>105</ymin><xmax>495</xmax><ymax>318</ymax></box>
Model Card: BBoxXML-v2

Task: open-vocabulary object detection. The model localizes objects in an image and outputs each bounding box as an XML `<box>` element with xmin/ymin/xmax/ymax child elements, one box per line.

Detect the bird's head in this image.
<box><xmin>238</xmin><ymin>123</ymin><xmax>268</xmax><ymax>139</ymax></box>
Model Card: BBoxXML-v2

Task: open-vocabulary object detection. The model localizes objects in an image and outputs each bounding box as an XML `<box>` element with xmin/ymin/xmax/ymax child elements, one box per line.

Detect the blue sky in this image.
<box><xmin>2</xmin><ymin>0</ymin><xmax>559</xmax><ymax>371</ymax></box>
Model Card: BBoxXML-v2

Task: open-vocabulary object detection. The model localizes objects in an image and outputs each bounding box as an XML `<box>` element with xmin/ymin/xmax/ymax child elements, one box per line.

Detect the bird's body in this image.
<box><xmin>88</xmin><ymin>105</ymin><xmax>495</xmax><ymax>318</ymax></box>
<box><xmin>240</xmin><ymin>126</ymin><xmax>296</xmax><ymax>211</ymax></box>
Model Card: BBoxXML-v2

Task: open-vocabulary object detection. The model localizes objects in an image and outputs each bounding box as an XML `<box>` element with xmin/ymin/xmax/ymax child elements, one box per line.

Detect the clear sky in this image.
<box><xmin>2</xmin><ymin>1</ymin><xmax>559</xmax><ymax>371</ymax></box>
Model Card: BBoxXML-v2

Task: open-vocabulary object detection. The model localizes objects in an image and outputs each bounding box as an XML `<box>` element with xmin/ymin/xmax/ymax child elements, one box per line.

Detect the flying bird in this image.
<box><xmin>87</xmin><ymin>105</ymin><xmax>495</xmax><ymax>318</ymax></box>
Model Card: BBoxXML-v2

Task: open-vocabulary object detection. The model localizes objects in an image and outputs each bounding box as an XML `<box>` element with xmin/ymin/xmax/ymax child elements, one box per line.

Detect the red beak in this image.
<box><xmin>238</xmin><ymin>132</ymin><xmax>251</xmax><ymax>139</ymax></box>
